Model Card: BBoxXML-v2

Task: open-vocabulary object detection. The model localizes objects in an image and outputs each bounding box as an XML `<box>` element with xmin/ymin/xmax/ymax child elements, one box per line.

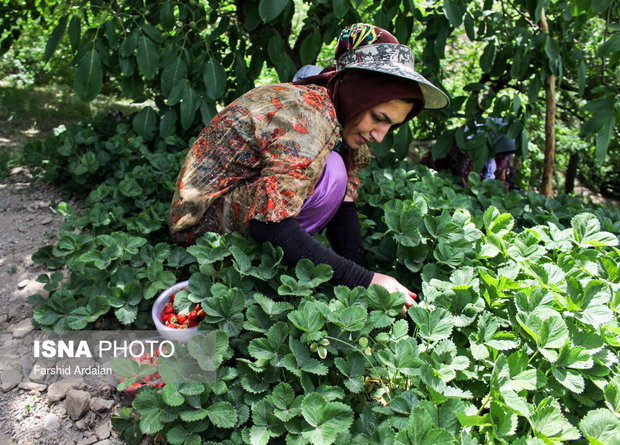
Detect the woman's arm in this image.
<box><xmin>249</xmin><ymin>217</ymin><xmax>416</xmax><ymax>313</ymax></box>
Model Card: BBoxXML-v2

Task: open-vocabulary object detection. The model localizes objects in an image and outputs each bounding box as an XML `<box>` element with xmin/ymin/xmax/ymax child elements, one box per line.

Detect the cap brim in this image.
<box><xmin>335</xmin><ymin>43</ymin><xmax>450</xmax><ymax>110</ymax></box>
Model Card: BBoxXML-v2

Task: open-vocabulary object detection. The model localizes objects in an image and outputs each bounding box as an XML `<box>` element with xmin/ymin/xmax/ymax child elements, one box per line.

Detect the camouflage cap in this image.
<box><xmin>335</xmin><ymin>43</ymin><xmax>450</xmax><ymax>110</ymax></box>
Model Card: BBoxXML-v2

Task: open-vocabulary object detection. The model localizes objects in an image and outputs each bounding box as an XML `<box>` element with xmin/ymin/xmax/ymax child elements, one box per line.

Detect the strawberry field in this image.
<box><xmin>23</xmin><ymin>118</ymin><xmax>620</xmax><ymax>444</ymax></box>
<box><xmin>4</xmin><ymin>0</ymin><xmax>618</xmax><ymax>443</ymax></box>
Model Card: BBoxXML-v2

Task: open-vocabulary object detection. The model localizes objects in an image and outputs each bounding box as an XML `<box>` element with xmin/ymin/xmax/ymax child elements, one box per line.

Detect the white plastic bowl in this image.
<box><xmin>152</xmin><ymin>280</ymin><xmax>199</xmax><ymax>343</ymax></box>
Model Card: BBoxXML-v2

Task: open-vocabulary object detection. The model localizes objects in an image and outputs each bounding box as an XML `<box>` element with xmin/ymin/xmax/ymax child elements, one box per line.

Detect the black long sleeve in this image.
<box><xmin>248</xmin><ymin>218</ymin><xmax>373</xmax><ymax>288</ymax></box>
<box><xmin>325</xmin><ymin>201</ymin><xmax>367</xmax><ymax>267</ymax></box>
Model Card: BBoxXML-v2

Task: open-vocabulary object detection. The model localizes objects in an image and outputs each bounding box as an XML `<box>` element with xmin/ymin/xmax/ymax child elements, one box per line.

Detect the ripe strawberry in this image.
<box><xmin>170</xmin><ymin>293</ymin><xmax>175</xmax><ymax>303</ymax></box>
<box><xmin>177</xmin><ymin>313</ymin><xmax>187</xmax><ymax>324</ymax></box>
<box><xmin>188</xmin><ymin>311</ymin><xmax>197</xmax><ymax>321</ymax></box>
<box><xmin>197</xmin><ymin>309</ymin><xmax>206</xmax><ymax>319</ymax></box>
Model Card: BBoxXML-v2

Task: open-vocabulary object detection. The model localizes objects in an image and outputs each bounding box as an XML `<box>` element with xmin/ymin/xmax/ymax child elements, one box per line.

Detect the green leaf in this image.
<box><xmin>444</xmin><ymin>0</ymin><xmax>465</xmax><ymax>27</ymax></box>
<box><xmin>301</xmin><ymin>392</ymin><xmax>353</xmax><ymax>445</ymax></box>
<box><xmin>384</xmin><ymin>200</ymin><xmax>422</xmax><ymax>247</ymax></box>
<box><xmin>206</xmin><ymin>401</ymin><xmax>237</xmax><ymax>428</ymax></box>
<box><xmin>605</xmin><ymin>377</ymin><xmax>620</xmax><ymax>414</ymax></box>
<box><xmin>159</xmin><ymin>109</ymin><xmax>177</xmax><ymax>137</ymax></box>
<box><xmin>300</xmin><ymin>28</ymin><xmax>322</xmax><ymax>65</ymax></box>
<box><xmin>580</xmin><ymin>408</ymin><xmax>620</xmax><ymax>444</ymax></box>
<box><xmin>591</xmin><ymin>0</ymin><xmax>613</xmax><ymax>13</ymax></box>
<box><xmin>166</xmin><ymin>425</ymin><xmax>201</xmax><ymax>445</ymax></box>
<box><xmin>203</xmin><ymin>58</ymin><xmax>227</xmax><ymax>100</ymax></box>
<box><xmin>272</xmin><ymin>382</ymin><xmax>301</xmax><ymax>421</ymax></box>
<box><xmin>332</xmin><ymin>0</ymin><xmax>350</xmax><ymax>19</ymax></box>
<box><xmin>530</xmin><ymin>399</ymin><xmax>581</xmax><ymax>440</ymax></box>
<box><xmin>180</xmin><ymin>85</ymin><xmax>201</xmax><ymax>130</ymax></box>
<box><xmin>74</xmin><ymin>49</ymin><xmax>103</xmax><ymax>101</ymax></box>
<box><xmin>284</xmin><ymin>337</ymin><xmax>328</xmax><ymax>376</ymax></box>
<box><xmin>248</xmin><ymin>322</ymin><xmax>289</xmax><ymax>362</ymax></box>
<box><xmin>162</xmin><ymin>383</ymin><xmax>185</xmax><ymax>407</ymax></box>
<box><xmin>334</xmin><ymin>353</ymin><xmax>365</xmax><ymax>393</ymax></box>
<box><xmin>159</xmin><ymin>4</ymin><xmax>176</xmax><ymax>30</ymax></box>
<box><xmin>119</xmin><ymin>177</ymin><xmax>143</xmax><ymax>197</ymax></box>
<box><xmin>33</xmin><ymin>304</ymin><xmax>64</xmax><ymax>326</ymax></box>
<box><xmin>258</xmin><ymin>0</ymin><xmax>290</xmax><ymax>22</ymax></box>
<box><xmin>253</xmin><ymin>293</ymin><xmax>293</xmax><ymax>316</ymax></box>
<box><xmin>483</xmin><ymin>206</ymin><xmax>514</xmax><ymax>237</ymax></box>
<box><xmin>544</xmin><ymin>35</ymin><xmax>560</xmax><ymax>61</ymax></box>
<box><xmin>136</xmin><ymin>34</ymin><xmax>159</xmax><ymax>79</ymax></box>
<box><xmin>330</xmin><ymin>306</ymin><xmax>367</xmax><ymax>332</ymax></box>
<box><xmin>578</xmin><ymin>60</ymin><xmax>586</xmax><ymax>96</ymax></box>
<box><xmin>551</xmin><ymin>367</ymin><xmax>585</xmax><ymax>393</ymax></box>
<box><xmin>44</xmin><ymin>15</ymin><xmax>68</xmax><ymax>62</ymax></box>
<box><xmin>288</xmin><ymin>301</ymin><xmax>324</xmax><ymax>333</ymax></box>
<box><xmin>539</xmin><ymin>315</ymin><xmax>569</xmax><ymax>350</ymax></box>
<box><xmin>112</xmin><ymin>357</ymin><xmax>139</xmax><ymax>378</ymax></box>
<box><xmin>295</xmin><ymin>258</ymin><xmax>333</xmax><ymax>287</ymax></box>
<box><xmin>115</xmin><ymin>305</ymin><xmax>138</xmax><ymax>325</ymax></box>
<box><xmin>464</xmin><ymin>13</ymin><xmax>475</xmax><ymax>40</ymax></box>
<box><xmin>489</xmin><ymin>401</ymin><xmax>518</xmax><ymax>438</ymax></box>
<box><xmin>67</xmin><ymin>15</ymin><xmax>81</xmax><ymax>51</ymax></box>
<box><xmin>572</xmin><ymin>213</ymin><xmax>619</xmax><ymax>247</ymax></box>
<box><xmin>180</xmin><ymin>408</ymin><xmax>208</xmax><ymax>422</ymax></box>
<box><xmin>272</xmin><ymin>382</ymin><xmax>295</xmax><ymax>411</ymax></box>
<box><xmin>599</xmin><ymin>34</ymin><xmax>620</xmax><ymax>57</ymax></box>
<box><xmin>409</xmin><ymin>307</ymin><xmax>454</xmax><ymax>342</ymax></box>
<box><xmin>596</xmin><ymin>116</ymin><xmax>615</xmax><ymax>163</ymax></box>
<box><xmin>432</xmin><ymin>132</ymin><xmax>454</xmax><ymax>160</ymax></box>
<box><xmin>132</xmin><ymin>106</ymin><xmax>157</xmax><ymax>140</ymax></box>
<box><xmin>161</xmin><ymin>57</ymin><xmax>188</xmax><ymax>97</ymax></box>
<box><xmin>133</xmin><ymin>390</ymin><xmax>172</xmax><ymax>434</ymax></box>
<box><xmin>187</xmin><ymin>331</ymin><xmax>218</xmax><ymax>372</ymax></box>
<box><xmin>251</xmin><ymin>398</ymin><xmax>286</xmax><ymax>443</ymax></box>
<box><xmin>480</xmin><ymin>42</ymin><xmax>496</xmax><ymax>73</ymax></box>
<box><xmin>367</xmin><ymin>284</ymin><xmax>406</xmax><ymax>313</ymax></box>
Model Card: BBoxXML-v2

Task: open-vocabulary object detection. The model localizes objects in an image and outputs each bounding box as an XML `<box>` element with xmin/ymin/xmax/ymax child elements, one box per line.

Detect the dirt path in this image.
<box><xmin>0</xmin><ymin>169</ymin><xmax>131</xmax><ymax>445</ymax></box>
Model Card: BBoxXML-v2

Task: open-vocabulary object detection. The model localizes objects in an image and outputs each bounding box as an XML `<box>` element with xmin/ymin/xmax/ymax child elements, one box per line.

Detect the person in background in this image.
<box><xmin>169</xmin><ymin>24</ymin><xmax>449</xmax><ymax>312</ymax></box>
<box><xmin>292</xmin><ymin>64</ymin><xmax>324</xmax><ymax>82</ymax></box>
<box><xmin>422</xmin><ymin>118</ymin><xmax>518</xmax><ymax>190</ymax></box>
<box><xmin>480</xmin><ymin>118</ymin><xmax>517</xmax><ymax>190</ymax></box>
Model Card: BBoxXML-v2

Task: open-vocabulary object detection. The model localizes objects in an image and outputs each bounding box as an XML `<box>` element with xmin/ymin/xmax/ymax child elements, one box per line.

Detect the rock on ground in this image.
<box><xmin>65</xmin><ymin>390</ymin><xmax>92</xmax><ymax>421</ymax></box>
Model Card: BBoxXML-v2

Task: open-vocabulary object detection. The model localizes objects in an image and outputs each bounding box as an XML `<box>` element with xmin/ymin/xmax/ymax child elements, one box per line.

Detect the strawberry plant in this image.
<box><xmin>24</xmin><ymin>120</ymin><xmax>620</xmax><ymax>443</ymax></box>
<box><xmin>105</xmin><ymin>208</ymin><xmax>619</xmax><ymax>444</ymax></box>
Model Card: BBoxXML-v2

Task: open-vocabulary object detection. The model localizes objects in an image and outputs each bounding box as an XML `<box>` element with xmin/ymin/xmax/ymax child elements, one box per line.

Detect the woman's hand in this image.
<box><xmin>370</xmin><ymin>273</ymin><xmax>417</xmax><ymax>314</ymax></box>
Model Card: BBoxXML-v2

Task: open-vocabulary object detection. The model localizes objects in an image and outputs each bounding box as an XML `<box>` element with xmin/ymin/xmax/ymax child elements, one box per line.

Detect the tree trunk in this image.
<box><xmin>564</xmin><ymin>152</ymin><xmax>579</xmax><ymax>194</ymax></box>
<box><xmin>539</xmin><ymin>10</ymin><xmax>557</xmax><ymax>197</ymax></box>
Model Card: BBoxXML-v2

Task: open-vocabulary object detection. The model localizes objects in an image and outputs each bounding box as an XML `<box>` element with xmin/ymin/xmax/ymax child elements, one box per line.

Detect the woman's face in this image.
<box><xmin>341</xmin><ymin>99</ymin><xmax>414</xmax><ymax>149</ymax></box>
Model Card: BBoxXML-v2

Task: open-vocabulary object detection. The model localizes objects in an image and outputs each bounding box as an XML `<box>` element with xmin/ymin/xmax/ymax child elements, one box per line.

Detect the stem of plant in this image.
<box><xmin>477</xmin><ymin>393</ymin><xmax>492</xmax><ymax>416</ymax></box>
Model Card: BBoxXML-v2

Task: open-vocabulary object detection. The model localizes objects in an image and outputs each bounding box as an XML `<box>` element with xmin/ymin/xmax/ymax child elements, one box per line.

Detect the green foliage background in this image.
<box><xmin>2</xmin><ymin>0</ymin><xmax>618</xmax><ymax>192</ymax></box>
